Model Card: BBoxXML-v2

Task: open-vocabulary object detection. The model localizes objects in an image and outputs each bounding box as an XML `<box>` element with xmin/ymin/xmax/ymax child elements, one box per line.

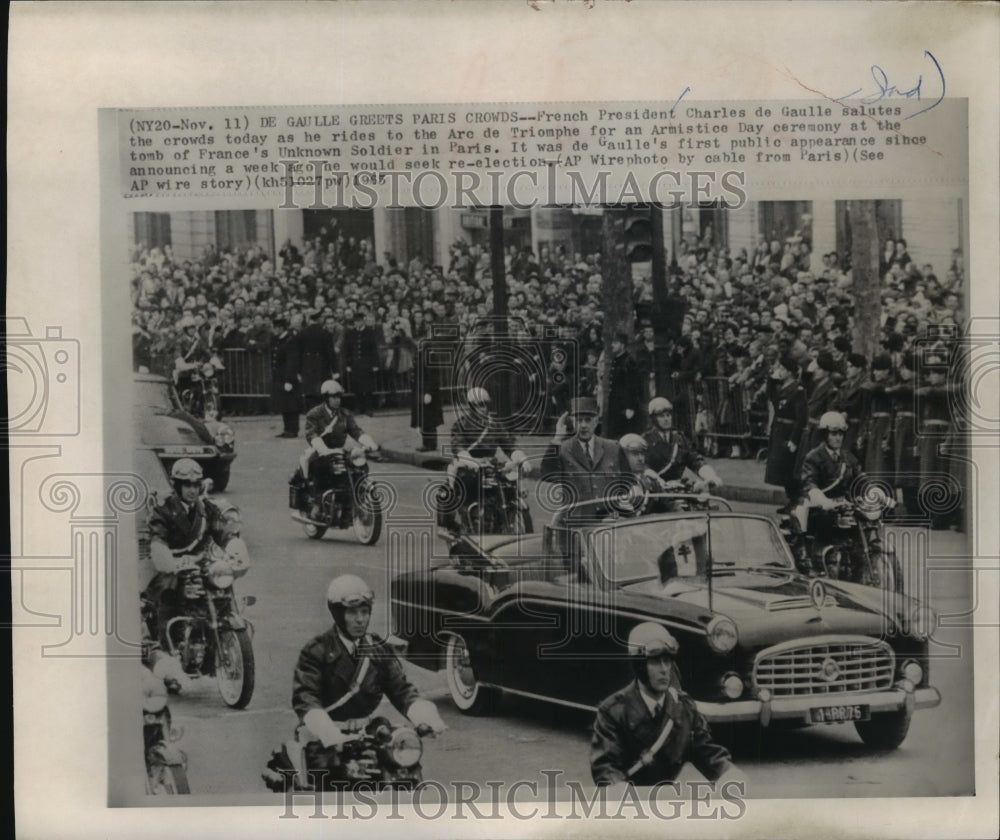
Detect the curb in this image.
<box><xmin>380</xmin><ymin>441</ymin><xmax>785</xmax><ymax>507</ymax></box>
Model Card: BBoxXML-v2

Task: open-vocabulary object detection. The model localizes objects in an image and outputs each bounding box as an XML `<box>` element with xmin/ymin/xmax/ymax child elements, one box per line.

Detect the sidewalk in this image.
<box><xmin>230</xmin><ymin>408</ymin><xmax>784</xmax><ymax>506</ymax></box>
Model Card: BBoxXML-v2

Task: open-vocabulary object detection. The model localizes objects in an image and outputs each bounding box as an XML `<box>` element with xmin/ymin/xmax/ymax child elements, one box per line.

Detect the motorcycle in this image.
<box><xmin>141</xmin><ymin>497</ymin><xmax>257</xmax><ymax>709</ymax></box>
<box><xmin>176</xmin><ymin>359</ymin><xmax>223</xmax><ymax>420</ymax></box>
<box><xmin>141</xmin><ymin>645</ymin><xmax>190</xmax><ymax>794</ymax></box>
<box><xmin>262</xmin><ymin>717</ymin><xmax>433</xmax><ymax>792</ymax></box>
<box><xmin>778</xmin><ymin>487</ymin><xmax>902</xmax><ymax>591</ymax></box>
<box><xmin>436</xmin><ymin>456</ymin><xmax>533</xmax><ymax>535</ymax></box>
<box><xmin>289</xmin><ymin>445</ymin><xmax>383</xmax><ymax>545</ymax></box>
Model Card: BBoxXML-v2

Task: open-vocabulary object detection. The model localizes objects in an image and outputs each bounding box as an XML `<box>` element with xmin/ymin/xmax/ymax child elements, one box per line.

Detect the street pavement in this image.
<box><xmin>162</xmin><ymin>410</ymin><xmax>976</xmax><ymax>801</ymax></box>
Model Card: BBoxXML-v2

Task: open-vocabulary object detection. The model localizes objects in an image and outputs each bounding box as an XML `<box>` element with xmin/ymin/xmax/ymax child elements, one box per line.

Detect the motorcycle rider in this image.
<box><xmin>788</xmin><ymin>411</ymin><xmax>868</xmax><ymax>574</ymax></box>
<box><xmin>642</xmin><ymin>397</ymin><xmax>723</xmax><ymax>491</ymax></box>
<box><xmin>145</xmin><ymin>458</ymin><xmax>236</xmax><ymax>649</ymax></box>
<box><xmin>289</xmin><ymin>574</ymin><xmax>447</xmax><ymax>773</ymax></box>
<box><xmin>301</xmin><ymin>379</ymin><xmax>378</xmax><ymax>518</ymax></box>
<box><xmin>591</xmin><ymin>623</ymin><xmax>738</xmax><ymax>788</ymax></box>
<box><xmin>440</xmin><ymin>387</ymin><xmax>530</xmax><ymax>529</ymax></box>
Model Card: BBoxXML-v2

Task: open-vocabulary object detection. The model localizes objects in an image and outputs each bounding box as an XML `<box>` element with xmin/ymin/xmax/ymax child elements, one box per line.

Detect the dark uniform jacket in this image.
<box><xmin>643</xmin><ymin>428</ymin><xmax>705</xmax><ymax>483</ymax></box>
<box><xmin>764</xmin><ymin>379</ymin><xmax>807</xmax><ymax>488</ymax></box>
<box><xmin>607</xmin><ymin>351</ymin><xmax>645</xmax><ymax>437</ymax></box>
<box><xmin>860</xmin><ymin>380</ymin><xmax>894</xmax><ymax>476</ymax></box>
<box><xmin>450</xmin><ymin>414</ymin><xmax>515</xmax><ymax>459</ymax></box>
<box><xmin>833</xmin><ymin>372</ymin><xmax>867</xmax><ymax>455</ymax></box>
<box><xmin>591</xmin><ymin>678</ymin><xmax>733</xmax><ymax>787</ymax></box>
<box><xmin>304</xmin><ymin>403</ymin><xmax>364</xmax><ymax>449</ymax></box>
<box><xmin>292</xmin><ymin>627</ymin><xmax>419</xmax><ymax>724</ymax></box>
<box><xmin>540</xmin><ymin>435</ymin><xmax>626</xmax><ymax>505</ymax></box>
<box><xmin>800</xmin><ymin>444</ymin><xmax>865</xmax><ymax>498</ymax></box>
<box><xmin>410</xmin><ymin>342</ymin><xmax>443</xmax><ymax>432</ymax></box>
<box><xmin>270</xmin><ymin>328</ymin><xmax>300</xmax><ymax>413</ymax></box>
<box><xmin>145</xmin><ymin>494</ymin><xmax>230</xmax><ymax>593</ymax></box>
<box><xmin>293</xmin><ymin>323</ymin><xmax>338</xmax><ymax>399</ymax></box>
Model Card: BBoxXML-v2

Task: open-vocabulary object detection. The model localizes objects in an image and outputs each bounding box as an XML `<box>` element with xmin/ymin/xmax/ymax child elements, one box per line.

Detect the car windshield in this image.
<box><xmin>134</xmin><ymin>380</ymin><xmax>178</xmax><ymax>411</ymax></box>
<box><xmin>588</xmin><ymin>515</ymin><xmax>793</xmax><ymax>586</ymax></box>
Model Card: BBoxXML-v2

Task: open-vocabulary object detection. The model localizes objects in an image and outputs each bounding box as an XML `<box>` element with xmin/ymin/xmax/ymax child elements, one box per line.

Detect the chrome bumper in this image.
<box><xmin>697</xmin><ymin>684</ymin><xmax>941</xmax><ymax>725</ymax></box>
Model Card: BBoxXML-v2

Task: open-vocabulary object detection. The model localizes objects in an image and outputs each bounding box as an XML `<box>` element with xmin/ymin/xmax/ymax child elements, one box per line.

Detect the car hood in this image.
<box><xmin>137</xmin><ymin>409</ymin><xmax>213</xmax><ymax>446</ymax></box>
<box><xmin>621</xmin><ymin>571</ymin><xmax>901</xmax><ymax>649</ymax></box>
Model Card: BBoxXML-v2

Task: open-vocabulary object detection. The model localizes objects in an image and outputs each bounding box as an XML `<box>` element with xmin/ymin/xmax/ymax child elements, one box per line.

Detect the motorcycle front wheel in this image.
<box><xmin>146</xmin><ymin>761</ymin><xmax>190</xmax><ymax>795</ymax></box>
<box><xmin>215</xmin><ymin>627</ymin><xmax>255</xmax><ymax>709</ymax></box>
<box><xmin>512</xmin><ymin>508</ymin><xmax>533</xmax><ymax>535</ymax></box>
<box><xmin>866</xmin><ymin>549</ymin><xmax>903</xmax><ymax>594</ymax></box>
<box><xmin>353</xmin><ymin>482</ymin><xmax>383</xmax><ymax>545</ymax></box>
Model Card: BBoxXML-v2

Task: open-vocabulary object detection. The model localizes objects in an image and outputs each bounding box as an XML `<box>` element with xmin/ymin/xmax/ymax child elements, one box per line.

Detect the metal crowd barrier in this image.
<box><xmin>692</xmin><ymin>376</ymin><xmax>770</xmax><ymax>458</ymax></box>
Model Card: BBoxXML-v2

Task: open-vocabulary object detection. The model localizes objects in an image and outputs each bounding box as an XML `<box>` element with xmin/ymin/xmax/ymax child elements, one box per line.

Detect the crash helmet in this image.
<box><xmin>170</xmin><ymin>458</ymin><xmax>204</xmax><ymax>485</ymax></box>
<box><xmin>619</xmin><ymin>434</ymin><xmax>648</xmax><ymax>453</ymax></box>
<box><xmin>466</xmin><ymin>387</ymin><xmax>491</xmax><ymax>407</ymax></box>
<box><xmin>321</xmin><ymin>379</ymin><xmax>345</xmax><ymax>397</ymax></box>
<box><xmin>647</xmin><ymin>397</ymin><xmax>674</xmax><ymax>417</ymax></box>
<box><xmin>817</xmin><ymin>411</ymin><xmax>849</xmax><ymax>433</ymax></box>
<box><xmin>326</xmin><ymin>574</ymin><xmax>375</xmax><ymax>633</ymax></box>
<box><xmin>627</xmin><ymin>622</ymin><xmax>679</xmax><ymax>683</ymax></box>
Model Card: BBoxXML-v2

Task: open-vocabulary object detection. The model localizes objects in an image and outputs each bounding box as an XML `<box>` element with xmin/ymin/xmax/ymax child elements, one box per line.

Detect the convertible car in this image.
<box><xmin>134</xmin><ymin>372</ymin><xmax>237</xmax><ymax>491</ymax></box>
<box><xmin>391</xmin><ymin>497</ymin><xmax>940</xmax><ymax>750</ymax></box>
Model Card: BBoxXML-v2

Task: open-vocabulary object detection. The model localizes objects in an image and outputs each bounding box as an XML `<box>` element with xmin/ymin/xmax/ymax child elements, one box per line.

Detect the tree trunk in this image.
<box><xmin>600</xmin><ymin>209</ymin><xmax>635</xmax><ymax>434</ymax></box>
<box><xmin>849</xmin><ymin>200</ymin><xmax>882</xmax><ymax>361</ymax></box>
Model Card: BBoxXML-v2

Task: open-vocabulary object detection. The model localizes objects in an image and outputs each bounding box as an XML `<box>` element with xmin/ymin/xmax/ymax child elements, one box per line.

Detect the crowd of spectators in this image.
<box><xmin>130</xmin><ymin>217</ymin><xmax>966</xmax><ymax>439</ymax></box>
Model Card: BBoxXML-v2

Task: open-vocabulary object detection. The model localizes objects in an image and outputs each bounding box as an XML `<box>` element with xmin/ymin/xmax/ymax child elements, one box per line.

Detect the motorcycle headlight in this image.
<box><xmin>201</xmin><ymin>362</ymin><xmax>215</xmax><ymax>378</ymax></box>
<box><xmin>351</xmin><ymin>449</ymin><xmax>367</xmax><ymax>467</ymax></box>
<box><xmin>503</xmin><ymin>466</ymin><xmax>518</xmax><ymax>483</ymax></box>
<box><xmin>143</xmin><ymin>692</ymin><xmax>168</xmax><ymax>713</ymax></box>
<box><xmin>208</xmin><ymin>559</ymin><xmax>236</xmax><ymax>589</ymax></box>
<box><xmin>213</xmin><ymin>424</ymin><xmax>235</xmax><ymax>446</ymax></box>
<box><xmin>387</xmin><ymin>727</ymin><xmax>423</xmax><ymax>769</ymax></box>
<box><xmin>706</xmin><ymin>616</ymin><xmax>738</xmax><ymax>653</ymax></box>
<box><xmin>908</xmin><ymin>605</ymin><xmax>937</xmax><ymax>639</ymax></box>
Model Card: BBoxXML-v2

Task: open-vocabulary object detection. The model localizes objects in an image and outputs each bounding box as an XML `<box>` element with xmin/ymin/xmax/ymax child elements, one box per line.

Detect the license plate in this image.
<box><xmin>809</xmin><ymin>704</ymin><xmax>870</xmax><ymax>723</ymax></box>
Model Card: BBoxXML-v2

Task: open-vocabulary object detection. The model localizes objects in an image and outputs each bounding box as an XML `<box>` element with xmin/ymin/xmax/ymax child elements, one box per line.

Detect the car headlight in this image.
<box><xmin>706</xmin><ymin>616</ymin><xmax>738</xmax><ymax>653</ymax></box>
<box><xmin>900</xmin><ymin>659</ymin><xmax>923</xmax><ymax>684</ymax></box>
<box><xmin>387</xmin><ymin>727</ymin><xmax>423</xmax><ymax>768</ymax></box>
<box><xmin>721</xmin><ymin>672</ymin><xmax>744</xmax><ymax>699</ymax></box>
<box><xmin>908</xmin><ymin>606</ymin><xmax>937</xmax><ymax>639</ymax></box>
<box><xmin>213</xmin><ymin>424</ymin><xmax>235</xmax><ymax>446</ymax></box>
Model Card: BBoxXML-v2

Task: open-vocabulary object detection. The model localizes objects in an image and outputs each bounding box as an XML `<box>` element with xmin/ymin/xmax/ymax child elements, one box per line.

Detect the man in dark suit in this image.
<box><xmin>541</xmin><ymin>397</ymin><xmax>626</xmax><ymax>511</ymax></box>
<box><xmin>270</xmin><ymin>315</ymin><xmax>300</xmax><ymax>437</ymax></box>
<box><xmin>607</xmin><ymin>331</ymin><xmax>644</xmax><ymax>438</ymax></box>
<box><xmin>343</xmin><ymin>311</ymin><xmax>381</xmax><ymax>416</ymax></box>
<box><xmin>591</xmin><ymin>623</ymin><xmax>737</xmax><ymax>787</ymax></box>
<box><xmin>294</xmin><ymin>310</ymin><xmax>339</xmax><ymax>411</ymax></box>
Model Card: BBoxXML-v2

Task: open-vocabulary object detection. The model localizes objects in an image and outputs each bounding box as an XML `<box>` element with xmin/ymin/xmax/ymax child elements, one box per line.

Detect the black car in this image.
<box><xmin>134</xmin><ymin>372</ymin><xmax>237</xmax><ymax>491</ymax></box>
<box><xmin>391</xmin><ymin>499</ymin><xmax>940</xmax><ymax>750</ymax></box>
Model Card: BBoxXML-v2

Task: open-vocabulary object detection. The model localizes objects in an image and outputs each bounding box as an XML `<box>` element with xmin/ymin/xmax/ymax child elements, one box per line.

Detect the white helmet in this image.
<box><xmin>648</xmin><ymin>397</ymin><xmax>674</xmax><ymax>416</ymax></box>
<box><xmin>321</xmin><ymin>379</ymin><xmax>345</xmax><ymax>396</ymax></box>
<box><xmin>326</xmin><ymin>574</ymin><xmax>374</xmax><ymax>608</ymax></box>
<box><xmin>818</xmin><ymin>411</ymin><xmax>849</xmax><ymax>432</ymax></box>
<box><xmin>170</xmin><ymin>458</ymin><xmax>203</xmax><ymax>483</ymax></box>
<box><xmin>619</xmin><ymin>433</ymin><xmax>648</xmax><ymax>453</ymax></box>
<box><xmin>466</xmin><ymin>387</ymin><xmax>491</xmax><ymax>406</ymax></box>
<box><xmin>627</xmin><ymin>622</ymin><xmax>679</xmax><ymax>658</ymax></box>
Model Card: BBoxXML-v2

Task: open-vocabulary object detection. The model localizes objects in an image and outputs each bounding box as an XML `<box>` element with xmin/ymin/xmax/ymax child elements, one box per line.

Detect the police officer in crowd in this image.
<box><xmin>293</xmin><ymin>310</ymin><xmax>339</xmax><ymax>412</ymax></box>
<box><xmin>291</xmin><ymin>575</ymin><xmax>446</xmax><ymax>763</ymax></box>
<box><xmin>764</xmin><ymin>355</ymin><xmax>808</xmax><ymax>510</ymax></box>
<box><xmin>271</xmin><ymin>314</ymin><xmax>301</xmax><ymax>437</ymax></box>
<box><xmin>591</xmin><ymin>623</ymin><xmax>738</xmax><ymax>788</ymax></box>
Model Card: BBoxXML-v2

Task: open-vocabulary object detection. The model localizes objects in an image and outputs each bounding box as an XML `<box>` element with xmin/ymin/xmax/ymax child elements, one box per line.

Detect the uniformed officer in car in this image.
<box><xmin>591</xmin><ymin>623</ymin><xmax>739</xmax><ymax>787</ymax></box>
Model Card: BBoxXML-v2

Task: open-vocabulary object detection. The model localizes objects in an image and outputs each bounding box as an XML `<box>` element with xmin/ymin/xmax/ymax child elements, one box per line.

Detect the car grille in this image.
<box><xmin>753</xmin><ymin>636</ymin><xmax>895</xmax><ymax>697</ymax></box>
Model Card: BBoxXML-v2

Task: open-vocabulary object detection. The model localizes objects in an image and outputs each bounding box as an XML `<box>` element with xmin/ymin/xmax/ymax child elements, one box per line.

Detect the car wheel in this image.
<box><xmin>207</xmin><ymin>463</ymin><xmax>231</xmax><ymax>493</ymax></box>
<box><xmin>444</xmin><ymin>634</ymin><xmax>498</xmax><ymax>715</ymax></box>
<box><xmin>854</xmin><ymin>706</ymin><xmax>912</xmax><ymax>750</ymax></box>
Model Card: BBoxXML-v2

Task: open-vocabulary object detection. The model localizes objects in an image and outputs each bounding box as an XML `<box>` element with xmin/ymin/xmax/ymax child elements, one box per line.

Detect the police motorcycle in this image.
<box><xmin>777</xmin><ymin>414</ymin><xmax>902</xmax><ymax>592</ymax></box>
<box><xmin>437</xmin><ymin>452</ymin><xmax>533</xmax><ymax>536</ymax></box>
<box><xmin>175</xmin><ymin>356</ymin><xmax>224</xmax><ymax>421</ymax></box>
<box><xmin>141</xmin><ymin>639</ymin><xmax>191</xmax><ymax>794</ymax></box>
<box><xmin>141</xmin><ymin>461</ymin><xmax>257</xmax><ymax>709</ymax></box>
<box><xmin>289</xmin><ymin>442</ymin><xmax>384</xmax><ymax>546</ymax></box>
<box><xmin>262</xmin><ymin>576</ymin><xmax>445</xmax><ymax>793</ymax></box>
